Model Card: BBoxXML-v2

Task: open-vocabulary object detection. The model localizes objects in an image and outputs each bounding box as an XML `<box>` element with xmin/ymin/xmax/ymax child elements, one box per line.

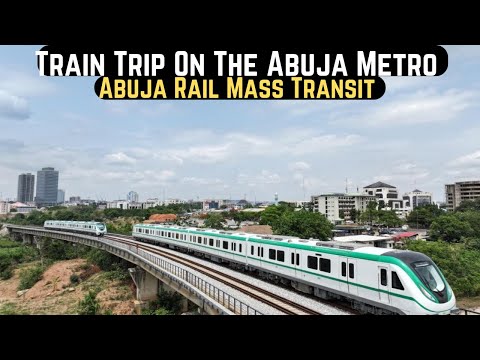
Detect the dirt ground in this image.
<box><xmin>0</xmin><ymin>259</ymin><xmax>135</xmax><ymax>315</ymax></box>
<box><xmin>457</xmin><ymin>297</ymin><xmax>480</xmax><ymax>314</ymax></box>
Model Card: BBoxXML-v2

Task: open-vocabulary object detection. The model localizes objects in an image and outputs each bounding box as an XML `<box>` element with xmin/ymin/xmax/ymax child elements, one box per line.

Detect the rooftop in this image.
<box><xmin>364</xmin><ymin>181</ymin><xmax>396</xmax><ymax>189</ymax></box>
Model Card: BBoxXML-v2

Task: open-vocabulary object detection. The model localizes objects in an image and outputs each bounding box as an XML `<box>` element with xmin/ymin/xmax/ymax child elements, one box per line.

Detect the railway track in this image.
<box><xmin>105</xmin><ymin>234</ymin><xmax>321</xmax><ymax>315</ymax></box>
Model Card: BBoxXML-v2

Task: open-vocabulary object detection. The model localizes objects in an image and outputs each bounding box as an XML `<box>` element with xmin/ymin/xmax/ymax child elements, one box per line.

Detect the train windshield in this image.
<box><xmin>97</xmin><ymin>224</ymin><xmax>105</xmax><ymax>231</ymax></box>
<box><xmin>412</xmin><ymin>261</ymin><xmax>445</xmax><ymax>293</ymax></box>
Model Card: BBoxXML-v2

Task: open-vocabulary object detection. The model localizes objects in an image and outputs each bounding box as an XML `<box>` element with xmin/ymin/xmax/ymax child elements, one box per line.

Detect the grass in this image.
<box><xmin>18</xmin><ymin>265</ymin><xmax>45</xmax><ymax>291</ymax></box>
<box><xmin>0</xmin><ymin>302</ymin><xmax>29</xmax><ymax>315</ymax></box>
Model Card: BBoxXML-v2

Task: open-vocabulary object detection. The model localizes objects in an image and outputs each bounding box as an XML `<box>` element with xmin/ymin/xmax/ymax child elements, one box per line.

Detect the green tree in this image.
<box><xmin>407</xmin><ymin>204</ymin><xmax>444</xmax><ymax>228</ymax></box>
<box><xmin>377</xmin><ymin>210</ymin><xmax>404</xmax><ymax>227</ymax></box>
<box><xmin>339</xmin><ymin>210</ymin><xmax>345</xmax><ymax>220</ymax></box>
<box><xmin>456</xmin><ymin>198</ymin><xmax>480</xmax><ymax>212</ymax></box>
<box><xmin>359</xmin><ymin>201</ymin><xmax>378</xmax><ymax>224</ymax></box>
<box><xmin>272</xmin><ymin>210</ymin><xmax>333</xmax><ymax>241</ymax></box>
<box><xmin>260</xmin><ymin>204</ymin><xmax>293</xmax><ymax>227</ymax></box>
<box><xmin>204</xmin><ymin>213</ymin><xmax>225</xmax><ymax>230</ymax></box>
<box><xmin>429</xmin><ymin>213</ymin><xmax>474</xmax><ymax>243</ymax></box>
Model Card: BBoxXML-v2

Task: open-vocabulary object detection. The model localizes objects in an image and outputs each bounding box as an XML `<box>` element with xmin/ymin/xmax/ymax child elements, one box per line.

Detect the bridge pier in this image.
<box><xmin>159</xmin><ymin>282</ymin><xmax>189</xmax><ymax>313</ymax></box>
<box><xmin>129</xmin><ymin>267</ymin><xmax>159</xmax><ymax>302</ymax></box>
<box><xmin>22</xmin><ymin>233</ymin><xmax>34</xmax><ymax>245</ymax></box>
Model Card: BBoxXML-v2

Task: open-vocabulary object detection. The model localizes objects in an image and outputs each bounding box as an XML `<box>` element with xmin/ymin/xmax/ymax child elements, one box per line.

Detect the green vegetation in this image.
<box><xmin>142</xmin><ymin>290</ymin><xmax>184</xmax><ymax>315</ymax></box>
<box><xmin>358</xmin><ymin>201</ymin><xmax>404</xmax><ymax>227</ymax></box>
<box><xmin>86</xmin><ymin>248</ymin><xmax>131</xmax><ymax>272</ymax></box>
<box><xmin>78</xmin><ymin>290</ymin><xmax>101</xmax><ymax>315</ymax></box>
<box><xmin>273</xmin><ymin>210</ymin><xmax>334</xmax><ymax>241</ymax></box>
<box><xmin>0</xmin><ymin>237</ymin><xmax>38</xmax><ymax>280</ymax></box>
<box><xmin>406</xmin><ymin>204</ymin><xmax>444</xmax><ymax>228</ymax></box>
<box><xmin>406</xmin><ymin>240</ymin><xmax>480</xmax><ymax>297</ymax></box>
<box><xmin>18</xmin><ymin>265</ymin><xmax>45</xmax><ymax>291</ymax></box>
<box><xmin>204</xmin><ymin>213</ymin><xmax>225</xmax><ymax>230</ymax></box>
<box><xmin>0</xmin><ymin>302</ymin><xmax>28</xmax><ymax>315</ymax></box>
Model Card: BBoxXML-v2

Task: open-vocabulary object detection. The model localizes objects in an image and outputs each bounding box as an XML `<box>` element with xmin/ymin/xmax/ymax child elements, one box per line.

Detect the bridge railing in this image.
<box><xmin>99</xmin><ymin>237</ymin><xmax>262</xmax><ymax>315</ymax></box>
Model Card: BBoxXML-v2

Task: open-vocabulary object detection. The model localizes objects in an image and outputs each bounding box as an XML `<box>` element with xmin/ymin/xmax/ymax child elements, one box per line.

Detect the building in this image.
<box><xmin>69</xmin><ymin>196</ymin><xmax>81</xmax><ymax>203</ymax></box>
<box><xmin>57</xmin><ymin>189</ymin><xmax>65</xmax><ymax>204</ymax></box>
<box><xmin>311</xmin><ymin>193</ymin><xmax>377</xmax><ymax>224</ymax></box>
<box><xmin>17</xmin><ymin>173</ymin><xmax>35</xmax><ymax>203</ymax></box>
<box><xmin>0</xmin><ymin>201</ymin><xmax>10</xmax><ymax>215</ymax></box>
<box><xmin>127</xmin><ymin>191</ymin><xmax>139</xmax><ymax>203</ymax></box>
<box><xmin>35</xmin><ymin>167</ymin><xmax>59</xmax><ymax>207</ymax></box>
<box><xmin>402</xmin><ymin>189</ymin><xmax>432</xmax><ymax>210</ymax></box>
<box><xmin>363</xmin><ymin>181</ymin><xmax>404</xmax><ymax>209</ymax></box>
<box><xmin>107</xmin><ymin>200</ymin><xmax>129</xmax><ymax>209</ymax></box>
<box><xmin>445</xmin><ymin>180</ymin><xmax>480</xmax><ymax>211</ymax></box>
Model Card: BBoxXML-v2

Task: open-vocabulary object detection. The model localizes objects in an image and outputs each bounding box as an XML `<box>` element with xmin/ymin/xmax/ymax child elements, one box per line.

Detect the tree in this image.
<box><xmin>407</xmin><ymin>204</ymin><xmax>443</xmax><ymax>228</ymax></box>
<box><xmin>272</xmin><ymin>210</ymin><xmax>333</xmax><ymax>241</ymax></box>
<box><xmin>359</xmin><ymin>201</ymin><xmax>378</xmax><ymax>224</ymax></box>
<box><xmin>339</xmin><ymin>210</ymin><xmax>345</xmax><ymax>220</ymax></box>
<box><xmin>204</xmin><ymin>213</ymin><xmax>225</xmax><ymax>230</ymax></box>
<box><xmin>429</xmin><ymin>213</ymin><xmax>474</xmax><ymax>243</ymax></box>
<box><xmin>377</xmin><ymin>210</ymin><xmax>403</xmax><ymax>227</ymax></box>
<box><xmin>259</xmin><ymin>204</ymin><xmax>293</xmax><ymax>227</ymax></box>
<box><xmin>456</xmin><ymin>198</ymin><xmax>480</xmax><ymax>212</ymax></box>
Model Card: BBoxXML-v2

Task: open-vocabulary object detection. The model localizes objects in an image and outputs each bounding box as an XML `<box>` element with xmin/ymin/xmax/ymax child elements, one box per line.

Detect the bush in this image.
<box><xmin>18</xmin><ymin>265</ymin><xmax>45</xmax><ymax>291</ymax></box>
<box><xmin>78</xmin><ymin>290</ymin><xmax>100</xmax><ymax>315</ymax></box>
<box><xmin>0</xmin><ymin>267</ymin><xmax>13</xmax><ymax>280</ymax></box>
<box><xmin>87</xmin><ymin>248</ymin><xmax>130</xmax><ymax>271</ymax></box>
<box><xmin>70</xmin><ymin>274</ymin><xmax>80</xmax><ymax>284</ymax></box>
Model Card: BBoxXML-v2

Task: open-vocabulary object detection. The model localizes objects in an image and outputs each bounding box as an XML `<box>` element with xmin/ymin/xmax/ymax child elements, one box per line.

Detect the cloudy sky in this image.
<box><xmin>0</xmin><ymin>45</ymin><xmax>479</xmax><ymax>203</ymax></box>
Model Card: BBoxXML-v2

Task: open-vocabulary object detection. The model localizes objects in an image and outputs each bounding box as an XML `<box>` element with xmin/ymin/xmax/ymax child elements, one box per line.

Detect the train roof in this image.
<box><xmin>45</xmin><ymin>220</ymin><xmax>105</xmax><ymax>225</ymax></box>
<box><xmin>133</xmin><ymin>223</ymin><xmax>372</xmax><ymax>251</ymax></box>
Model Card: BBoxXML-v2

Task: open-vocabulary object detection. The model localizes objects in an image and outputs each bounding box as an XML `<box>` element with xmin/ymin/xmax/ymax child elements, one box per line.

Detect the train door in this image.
<box><xmin>378</xmin><ymin>266</ymin><xmax>390</xmax><ymax>303</ymax></box>
<box><xmin>347</xmin><ymin>259</ymin><xmax>358</xmax><ymax>296</ymax></box>
<box><xmin>339</xmin><ymin>257</ymin><xmax>349</xmax><ymax>293</ymax></box>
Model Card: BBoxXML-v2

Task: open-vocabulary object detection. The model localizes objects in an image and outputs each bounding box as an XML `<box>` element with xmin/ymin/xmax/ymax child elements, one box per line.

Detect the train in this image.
<box><xmin>132</xmin><ymin>223</ymin><xmax>456</xmax><ymax>315</ymax></box>
<box><xmin>44</xmin><ymin>220</ymin><xmax>107</xmax><ymax>236</ymax></box>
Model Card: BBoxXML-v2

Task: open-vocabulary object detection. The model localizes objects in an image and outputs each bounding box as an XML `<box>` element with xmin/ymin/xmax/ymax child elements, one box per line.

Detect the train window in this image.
<box><xmin>380</xmin><ymin>269</ymin><xmax>387</xmax><ymax>286</ymax></box>
<box><xmin>291</xmin><ymin>253</ymin><xmax>295</xmax><ymax>265</ymax></box>
<box><xmin>222</xmin><ymin>241</ymin><xmax>228</xmax><ymax>250</ymax></box>
<box><xmin>251</xmin><ymin>246</ymin><xmax>254</xmax><ymax>255</ymax></box>
<box><xmin>258</xmin><ymin>247</ymin><xmax>261</xmax><ymax>257</ymax></box>
<box><xmin>269</xmin><ymin>249</ymin><xmax>276</xmax><ymax>260</ymax></box>
<box><xmin>320</xmin><ymin>258</ymin><xmax>331</xmax><ymax>273</ymax></box>
<box><xmin>204</xmin><ymin>238</ymin><xmax>207</xmax><ymax>245</ymax></box>
<box><xmin>261</xmin><ymin>248</ymin><xmax>264</xmax><ymax>257</ymax></box>
<box><xmin>161</xmin><ymin>231</ymin><xmax>164</xmax><ymax>236</ymax></box>
<box><xmin>232</xmin><ymin>243</ymin><xmax>236</xmax><ymax>251</ymax></box>
<box><xmin>216</xmin><ymin>240</ymin><xmax>220</xmax><ymax>247</ymax></box>
<box><xmin>209</xmin><ymin>238</ymin><xmax>214</xmax><ymax>246</ymax></box>
<box><xmin>342</xmin><ymin>262</ymin><xmax>346</xmax><ymax>277</ymax></box>
<box><xmin>296</xmin><ymin>254</ymin><xmax>300</xmax><ymax>266</ymax></box>
<box><xmin>197</xmin><ymin>237</ymin><xmax>202</xmax><ymax>244</ymax></box>
<box><xmin>349</xmin><ymin>263</ymin><xmax>355</xmax><ymax>279</ymax></box>
<box><xmin>239</xmin><ymin>244</ymin><xmax>242</xmax><ymax>252</ymax></box>
<box><xmin>277</xmin><ymin>250</ymin><xmax>285</xmax><ymax>262</ymax></box>
<box><xmin>168</xmin><ymin>232</ymin><xmax>171</xmax><ymax>238</ymax></box>
<box><xmin>392</xmin><ymin>272</ymin><xmax>404</xmax><ymax>290</ymax></box>
<box><xmin>307</xmin><ymin>256</ymin><xmax>318</xmax><ymax>270</ymax></box>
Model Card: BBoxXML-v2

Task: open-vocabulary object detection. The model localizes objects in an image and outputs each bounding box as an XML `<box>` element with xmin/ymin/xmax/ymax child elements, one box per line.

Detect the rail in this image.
<box><xmin>456</xmin><ymin>308</ymin><xmax>480</xmax><ymax>315</ymax></box>
<box><xmin>5</xmin><ymin>225</ymin><xmax>262</xmax><ymax>315</ymax></box>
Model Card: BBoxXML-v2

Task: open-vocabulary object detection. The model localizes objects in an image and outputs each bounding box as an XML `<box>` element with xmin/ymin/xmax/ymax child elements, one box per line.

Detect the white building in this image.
<box><xmin>127</xmin><ymin>191</ymin><xmax>139</xmax><ymax>203</ymax></box>
<box><xmin>311</xmin><ymin>193</ymin><xmax>377</xmax><ymax>224</ymax></box>
<box><xmin>163</xmin><ymin>198</ymin><xmax>186</xmax><ymax>206</ymax></box>
<box><xmin>0</xmin><ymin>201</ymin><xmax>10</xmax><ymax>215</ymax></box>
<box><xmin>107</xmin><ymin>200</ymin><xmax>129</xmax><ymax>209</ymax></box>
<box><xmin>363</xmin><ymin>182</ymin><xmax>408</xmax><ymax>216</ymax></box>
<box><xmin>402</xmin><ymin>189</ymin><xmax>432</xmax><ymax>210</ymax></box>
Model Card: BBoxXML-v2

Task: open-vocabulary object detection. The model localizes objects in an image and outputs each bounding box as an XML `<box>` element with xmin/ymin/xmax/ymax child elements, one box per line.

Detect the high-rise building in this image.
<box><xmin>311</xmin><ymin>193</ymin><xmax>376</xmax><ymax>224</ymax></box>
<box><xmin>127</xmin><ymin>191</ymin><xmax>139</xmax><ymax>203</ymax></box>
<box><xmin>402</xmin><ymin>189</ymin><xmax>432</xmax><ymax>210</ymax></box>
<box><xmin>445</xmin><ymin>181</ymin><xmax>480</xmax><ymax>211</ymax></box>
<box><xmin>35</xmin><ymin>167</ymin><xmax>59</xmax><ymax>207</ymax></box>
<box><xmin>17</xmin><ymin>173</ymin><xmax>35</xmax><ymax>203</ymax></box>
<box><xmin>69</xmin><ymin>196</ymin><xmax>81</xmax><ymax>203</ymax></box>
<box><xmin>57</xmin><ymin>189</ymin><xmax>65</xmax><ymax>204</ymax></box>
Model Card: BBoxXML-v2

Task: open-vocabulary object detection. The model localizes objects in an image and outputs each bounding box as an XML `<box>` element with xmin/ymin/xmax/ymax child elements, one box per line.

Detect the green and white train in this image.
<box><xmin>132</xmin><ymin>224</ymin><xmax>456</xmax><ymax>315</ymax></box>
<box><xmin>44</xmin><ymin>220</ymin><xmax>107</xmax><ymax>236</ymax></box>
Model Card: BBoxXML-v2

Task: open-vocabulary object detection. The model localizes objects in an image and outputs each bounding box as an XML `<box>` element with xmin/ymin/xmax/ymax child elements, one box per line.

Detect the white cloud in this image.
<box><xmin>238</xmin><ymin>170</ymin><xmax>281</xmax><ymax>187</ymax></box>
<box><xmin>448</xmin><ymin>150</ymin><xmax>480</xmax><ymax>168</ymax></box>
<box><xmin>0</xmin><ymin>68</ymin><xmax>57</xmax><ymax>97</ymax></box>
<box><xmin>288</xmin><ymin>161</ymin><xmax>311</xmax><ymax>171</ymax></box>
<box><xmin>181</xmin><ymin>177</ymin><xmax>223</xmax><ymax>186</ymax></box>
<box><xmin>104</xmin><ymin>152</ymin><xmax>136</xmax><ymax>165</ymax></box>
<box><xmin>104</xmin><ymin>101</ymin><xmax>174</xmax><ymax>116</ymax></box>
<box><xmin>334</xmin><ymin>89</ymin><xmax>478</xmax><ymax>127</ymax></box>
<box><xmin>0</xmin><ymin>90</ymin><xmax>30</xmax><ymax>120</ymax></box>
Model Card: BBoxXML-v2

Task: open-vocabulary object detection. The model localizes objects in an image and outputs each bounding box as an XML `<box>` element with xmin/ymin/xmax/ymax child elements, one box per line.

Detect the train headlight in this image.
<box><xmin>420</xmin><ymin>286</ymin><xmax>436</xmax><ymax>301</ymax></box>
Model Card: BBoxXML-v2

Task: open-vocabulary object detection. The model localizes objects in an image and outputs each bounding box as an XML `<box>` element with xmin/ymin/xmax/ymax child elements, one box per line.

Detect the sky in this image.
<box><xmin>1</xmin><ymin>45</ymin><xmax>480</xmax><ymax>203</ymax></box>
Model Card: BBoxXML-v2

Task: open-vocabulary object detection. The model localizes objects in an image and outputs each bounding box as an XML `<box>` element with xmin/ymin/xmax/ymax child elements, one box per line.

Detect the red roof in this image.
<box><xmin>392</xmin><ymin>232</ymin><xmax>418</xmax><ymax>240</ymax></box>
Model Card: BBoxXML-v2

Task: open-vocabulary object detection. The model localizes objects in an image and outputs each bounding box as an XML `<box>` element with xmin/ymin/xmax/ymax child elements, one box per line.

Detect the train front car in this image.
<box><xmin>381</xmin><ymin>250</ymin><xmax>456</xmax><ymax>315</ymax></box>
<box><xmin>94</xmin><ymin>223</ymin><xmax>107</xmax><ymax>236</ymax></box>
